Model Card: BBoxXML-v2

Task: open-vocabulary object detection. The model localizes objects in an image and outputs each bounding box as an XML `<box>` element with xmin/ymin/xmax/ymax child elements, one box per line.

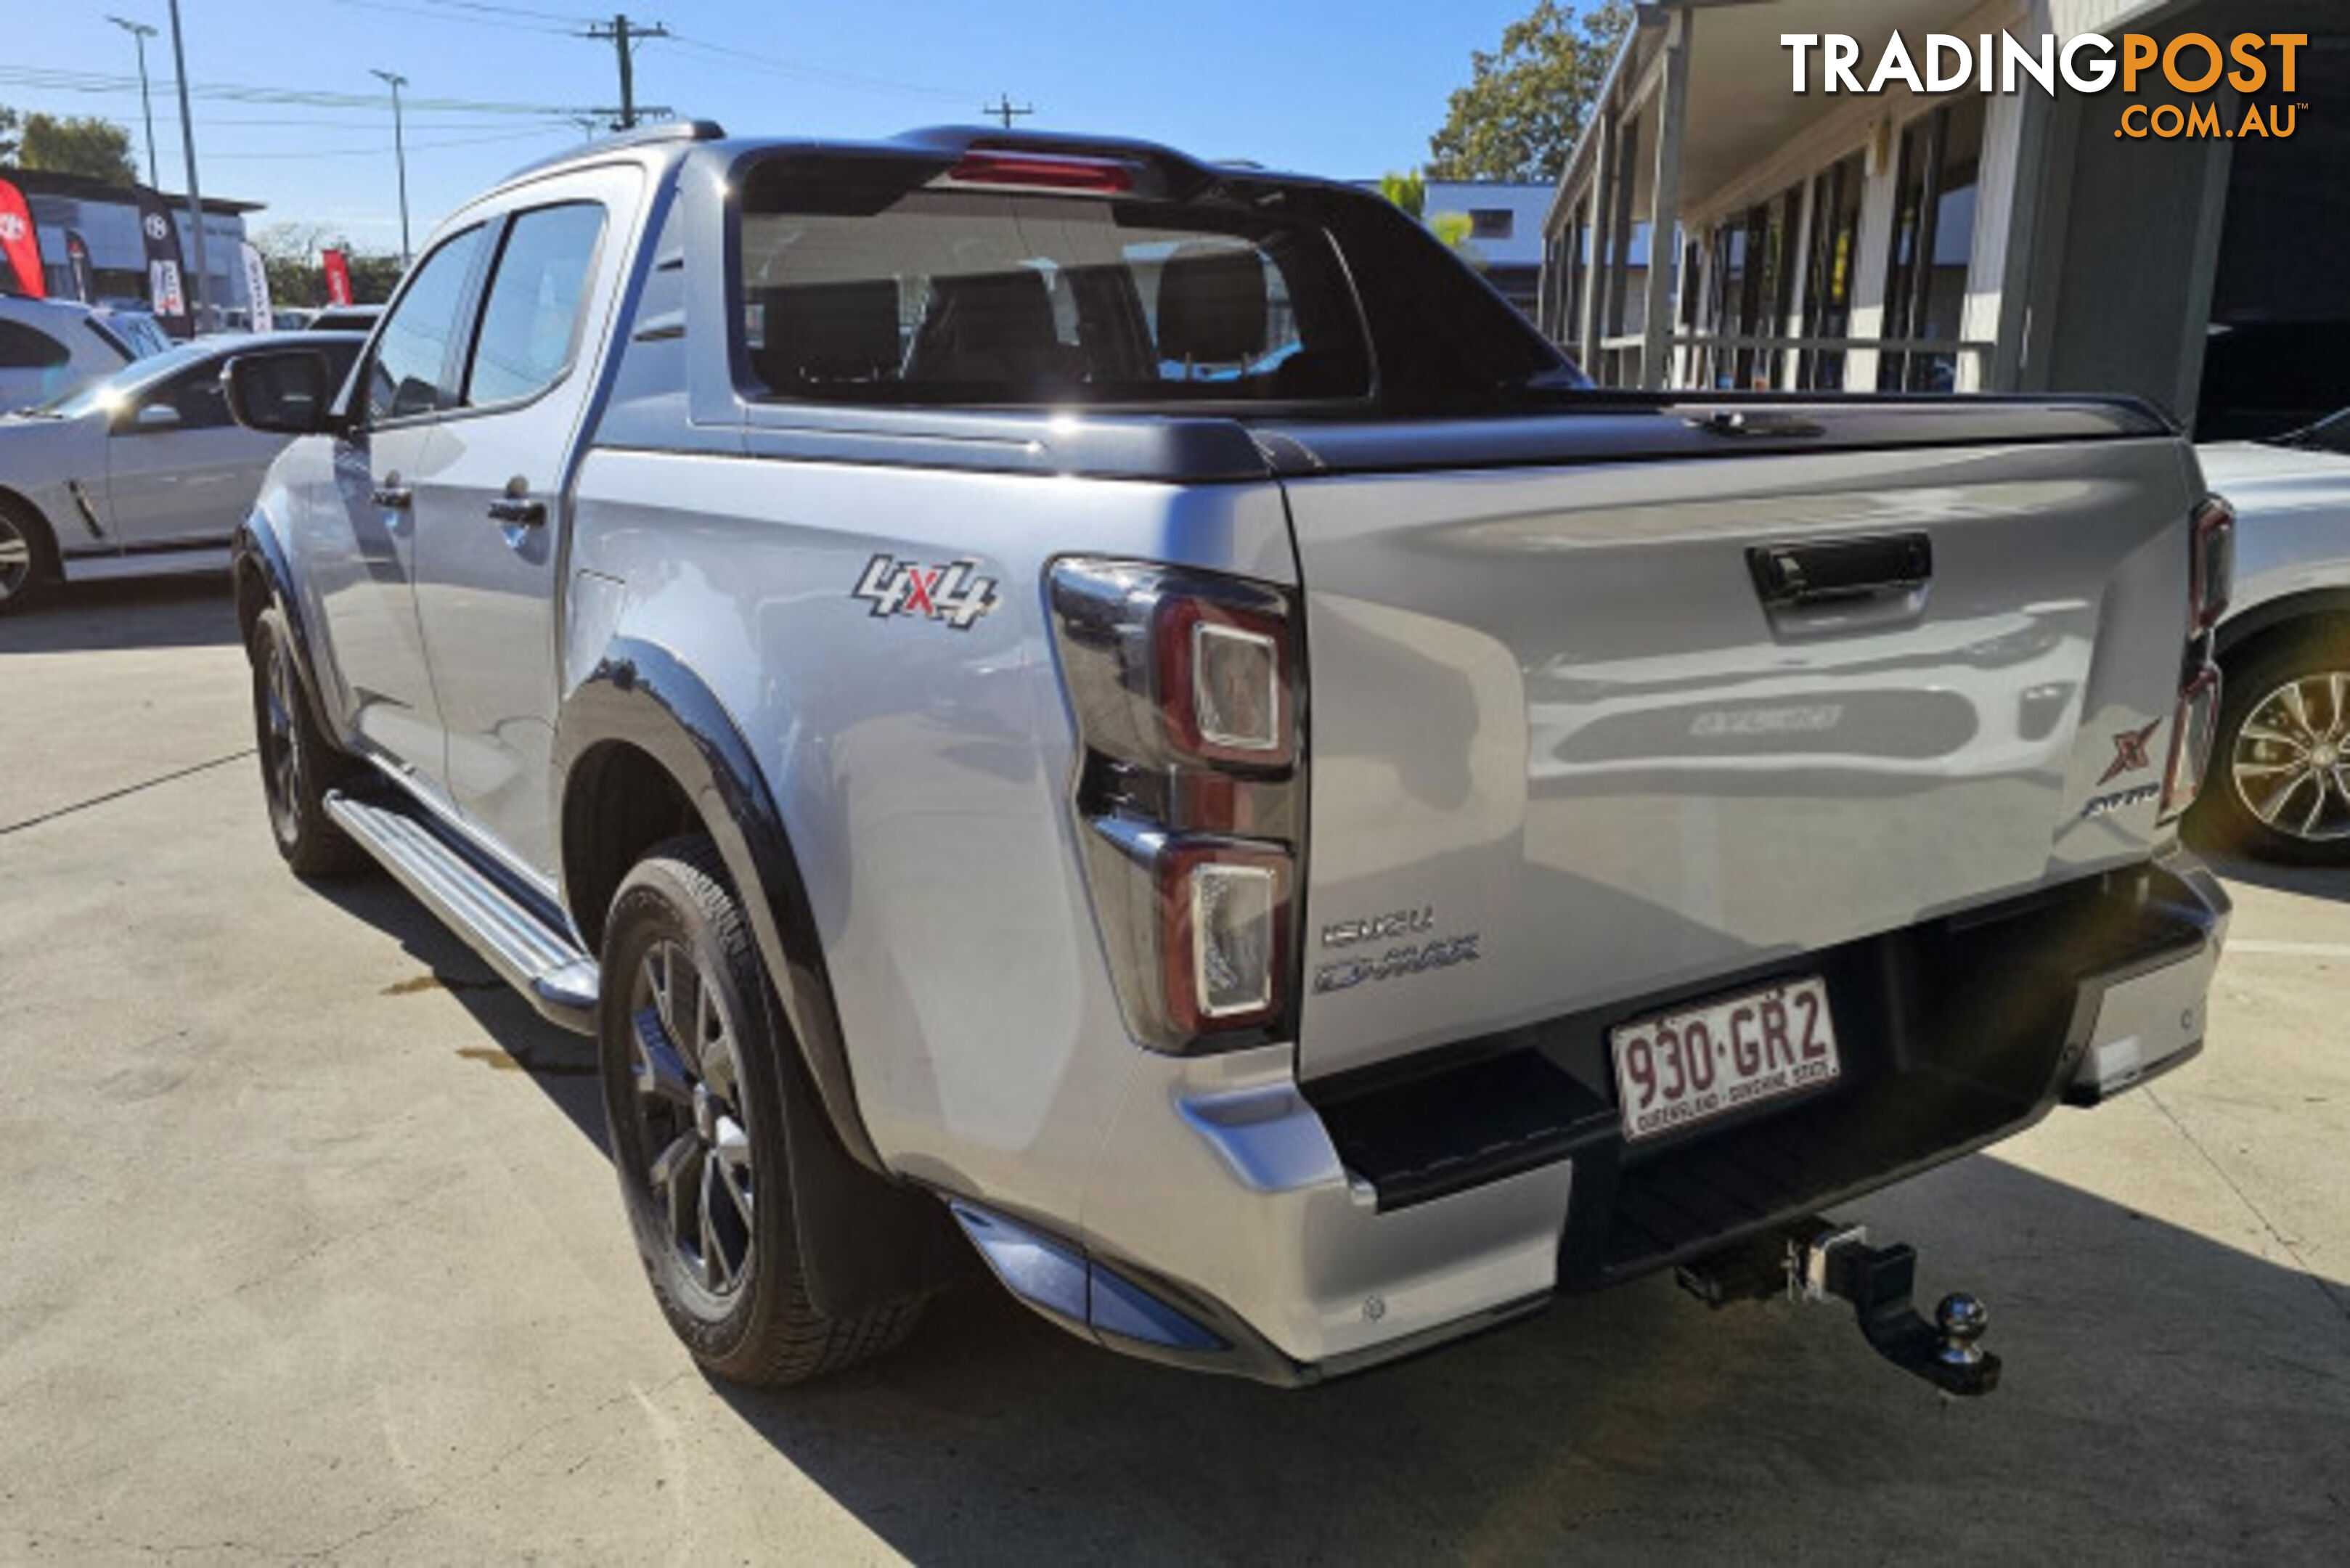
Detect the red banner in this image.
<box><xmin>322</xmin><ymin>248</ymin><xmax>354</xmax><ymax>306</ymax></box>
<box><xmin>0</xmin><ymin>177</ymin><xmax>45</xmax><ymax>299</ymax></box>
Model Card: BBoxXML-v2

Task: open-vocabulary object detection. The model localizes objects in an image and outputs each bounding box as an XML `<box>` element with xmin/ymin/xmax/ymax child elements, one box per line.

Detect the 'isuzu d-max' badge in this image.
<box><xmin>852</xmin><ymin>555</ymin><xmax>999</xmax><ymax>630</ymax></box>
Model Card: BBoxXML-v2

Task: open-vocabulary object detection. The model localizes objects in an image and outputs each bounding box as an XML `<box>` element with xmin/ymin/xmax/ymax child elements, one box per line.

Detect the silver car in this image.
<box><xmin>0</xmin><ymin>331</ymin><xmax>363</xmax><ymax>611</ymax></box>
<box><xmin>2194</xmin><ymin>410</ymin><xmax>2350</xmax><ymax>861</ymax></box>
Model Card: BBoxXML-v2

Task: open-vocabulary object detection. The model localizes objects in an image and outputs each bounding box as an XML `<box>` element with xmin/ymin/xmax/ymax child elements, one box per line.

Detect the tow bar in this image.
<box><xmin>1676</xmin><ymin>1218</ymin><xmax>2000</xmax><ymax>1397</ymax></box>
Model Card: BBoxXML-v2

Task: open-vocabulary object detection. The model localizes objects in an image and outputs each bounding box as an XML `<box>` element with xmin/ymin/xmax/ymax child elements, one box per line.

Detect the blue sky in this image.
<box><xmin>5</xmin><ymin>1</ymin><xmax>1543</xmax><ymax>252</ymax></box>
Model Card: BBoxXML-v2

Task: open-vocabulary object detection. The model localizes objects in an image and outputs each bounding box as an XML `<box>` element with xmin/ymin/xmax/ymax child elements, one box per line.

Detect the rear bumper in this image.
<box><xmin>995</xmin><ymin>850</ymin><xmax>2227</xmax><ymax>1384</ymax></box>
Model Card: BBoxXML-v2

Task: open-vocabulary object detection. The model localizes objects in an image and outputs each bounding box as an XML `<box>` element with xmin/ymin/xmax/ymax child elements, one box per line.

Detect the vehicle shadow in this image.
<box><xmin>696</xmin><ymin>1154</ymin><xmax>2349</xmax><ymax>1561</ymax></box>
<box><xmin>2195</xmin><ymin>848</ymin><xmax>2350</xmax><ymax>904</ymax></box>
<box><xmin>0</xmin><ymin>572</ymin><xmax>240</xmax><ymax>655</ymax></box>
<box><xmin>306</xmin><ymin>869</ymin><xmax>608</xmax><ymax>1147</ymax></box>
<box><xmin>295</xmin><ymin>859</ymin><xmax>2350</xmax><ymax>1559</ymax></box>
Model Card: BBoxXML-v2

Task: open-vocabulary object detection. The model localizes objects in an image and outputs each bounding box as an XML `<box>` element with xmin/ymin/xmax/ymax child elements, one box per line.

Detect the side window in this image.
<box><xmin>364</xmin><ymin>224</ymin><xmax>486</xmax><ymax>423</ymax></box>
<box><xmin>465</xmin><ymin>203</ymin><xmax>606</xmax><ymax>407</ymax></box>
<box><xmin>0</xmin><ymin>320</ymin><xmax>69</xmax><ymax>370</ymax></box>
<box><xmin>146</xmin><ymin>362</ymin><xmax>233</xmax><ymax>431</ymax></box>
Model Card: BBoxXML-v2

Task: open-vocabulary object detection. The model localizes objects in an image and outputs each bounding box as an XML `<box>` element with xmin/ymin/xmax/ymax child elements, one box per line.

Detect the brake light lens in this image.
<box><xmin>945</xmin><ymin>151</ymin><xmax>1136</xmax><ymax>193</ymax></box>
<box><xmin>2190</xmin><ymin>496</ymin><xmax>2235</xmax><ymax>632</ymax></box>
<box><xmin>2160</xmin><ymin>665</ymin><xmax>2222</xmax><ymax>823</ymax></box>
<box><xmin>1158</xmin><ymin>598</ymin><xmax>1292</xmax><ymax>767</ymax></box>
<box><xmin>1048</xmin><ymin>558</ymin><xmax>1305</xmax><ymax>1054</ymax></box>
<box><xmin>1162</xmin><ymin>845</ymin><xmax>1289</xmax><ymax>1033</ymax></box>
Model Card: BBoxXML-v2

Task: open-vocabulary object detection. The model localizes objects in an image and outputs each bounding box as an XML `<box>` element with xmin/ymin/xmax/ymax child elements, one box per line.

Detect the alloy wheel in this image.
<box><xmin>258</xmin><ymin>633</ymin><xmax>303</xmax><ymax>838</ymax></box>
<box><xmin>0</xmin><ymin>513</ymin><xmax>29</xmax><ymax>603</ymax></box>
<box><xmin>2231</xmin><ymin>672</ymin><xmax>2350</xmax><ymax>843</ymax></box>
<box><xmin>626</xmin><ymin>939</ymin><xmax>756</xmax><ymax>1297</ymax></box>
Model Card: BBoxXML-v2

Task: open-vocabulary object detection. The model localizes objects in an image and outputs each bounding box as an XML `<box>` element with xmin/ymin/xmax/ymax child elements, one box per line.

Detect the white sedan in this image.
<box><xmin>0</xmin><ymin>332</ymin><xmax>363</xmax><ymax>611</ymax></box>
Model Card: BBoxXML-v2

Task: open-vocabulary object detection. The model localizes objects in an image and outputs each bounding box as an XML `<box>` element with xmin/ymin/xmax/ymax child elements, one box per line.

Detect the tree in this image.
<box><xmin>1378</xmin><ymin>170</ymin><xmax>1426</xmax><ymax>219</ymax></box>
<box><xmin>0</xmin><ymin>106</ymin><xmax>19</xmax><ymax>166</ymax></box>
<box><xmin>1427</xmin><ymin>1</ymin><xmax>1633</xmax><ymax>184</ymax></box>
<box><xmin>253</xmin><ymin>222</ymin><xmax>407</xmax><ymax>308</ymax></box>
<box><xmin>17</xmin><ymin>113</ymin><xmax>139</xmax><ymax>183</ymax></box>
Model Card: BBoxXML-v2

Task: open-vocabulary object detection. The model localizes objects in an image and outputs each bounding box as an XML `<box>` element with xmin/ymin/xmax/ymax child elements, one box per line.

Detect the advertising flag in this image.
<box><xmin>131</xmin><ymin>186</ymin><xmax>194</xmax><ymax>338</ymax></box>
<box><xmin>0</xmin><ymin>176</ymin><xmax>46</xmax><ymax>299</ymax></box>
<box><xmin>240</xmin><ymin>240</ymin><xmax>273</xmax><ymax>333</ymax></box>
<box><xmin>64</xmin><ymin>230</ymin><xmax>94</xmax><ymax>303</ymax></box>
<box><xmin>322</xmin><ymin>248</ymin><xmax>354</xmax><ymax>306</ymax></box>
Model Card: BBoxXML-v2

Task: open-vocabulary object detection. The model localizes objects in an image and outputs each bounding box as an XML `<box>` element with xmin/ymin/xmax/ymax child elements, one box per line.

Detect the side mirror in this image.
<box><xmin>223</xmin><ymin>348</ymin><xmax>343</xmax><ymax>436</ymax></box>
<box><xmin>131</xmin><ymin>401</ymin><xmax>181</xmax><ymax>430</ymax></box>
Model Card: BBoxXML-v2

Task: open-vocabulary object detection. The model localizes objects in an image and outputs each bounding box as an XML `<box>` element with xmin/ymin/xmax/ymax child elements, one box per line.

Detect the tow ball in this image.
<box><xmin>1676</xmin><ymin>1219</ymin><xmax>2000</xmax><ymax>1397</ymax></box>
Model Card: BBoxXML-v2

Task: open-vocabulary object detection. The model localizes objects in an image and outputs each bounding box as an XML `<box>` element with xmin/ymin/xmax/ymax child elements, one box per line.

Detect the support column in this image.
<box><xmin>1641</xmin><ymin>6</ymin><xmax>1691</xmax><ymax>390</ymax></box>
<box><xmin>1602</xmin><ymin>113</ymin><xmax>1639</xmax><ymax>380</ymax></box>
<box><xmin>1578</xmin><ymin>111</ymin><xmax>1616</xmax><ymax>373</ymax></box>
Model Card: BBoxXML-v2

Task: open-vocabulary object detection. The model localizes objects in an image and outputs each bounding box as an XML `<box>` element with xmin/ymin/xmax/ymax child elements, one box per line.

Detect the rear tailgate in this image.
<box><xmin>1270</xmin><ymin>406</ymin><xmax>2203</xmax><ymax>1082</ymax></box>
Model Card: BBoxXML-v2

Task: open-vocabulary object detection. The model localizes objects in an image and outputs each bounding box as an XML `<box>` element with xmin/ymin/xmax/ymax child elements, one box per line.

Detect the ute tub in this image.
<box><xmin>1009</xmin><ymin>850</ymin><xmax>2227</xmax><ymax>1383</ymax></box>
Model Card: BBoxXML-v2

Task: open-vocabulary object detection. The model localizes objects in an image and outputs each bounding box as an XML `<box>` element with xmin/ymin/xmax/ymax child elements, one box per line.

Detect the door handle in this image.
<box><xmin>371</xmin><ymin>482</ymin><xmax>413</xmax><ymax>510</ymax></box>
<box><xmin>487</xmin><ymin>496</ymin><xmax>547</xmax><ymax>527</ymax></box>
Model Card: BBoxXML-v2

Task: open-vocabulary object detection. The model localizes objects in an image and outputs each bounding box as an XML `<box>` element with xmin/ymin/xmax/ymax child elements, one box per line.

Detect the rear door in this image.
<box><xmin>1278</xmin><ymin>425</ymin><xmax>2200</xmax><ymax>1081</ymax></box>
<box><xmin>408</xmin><ymin>167</ymin><xmax>640</xmax><ymax>881</ymax></box>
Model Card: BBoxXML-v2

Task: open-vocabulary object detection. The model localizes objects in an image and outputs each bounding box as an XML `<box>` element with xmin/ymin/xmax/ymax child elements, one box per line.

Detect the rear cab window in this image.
<box><xmin>731</xmin><ymin>162</ymin><xmax>1373</xmax><ymax>408</ymax></box>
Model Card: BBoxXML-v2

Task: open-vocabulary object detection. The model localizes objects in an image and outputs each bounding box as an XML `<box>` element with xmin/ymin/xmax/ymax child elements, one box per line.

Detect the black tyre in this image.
<box><xmin>0</xmin><ymin>496</ymin><xmax>57</xmax><ymax>615</ymax></box>
<box><xmin>2193</xmin><ymin>625</ymin><xmax>2350</xmax><ymax>864</ymax></box>
<box><xmin>248</xmin><ymin>605</ymin><xmax>366</xmax><ymax>875</ymax></box>
<box><xmin>600</xmin><ymin>836</ymin><xmax>924</xmax><ymax>1384</ymax></box>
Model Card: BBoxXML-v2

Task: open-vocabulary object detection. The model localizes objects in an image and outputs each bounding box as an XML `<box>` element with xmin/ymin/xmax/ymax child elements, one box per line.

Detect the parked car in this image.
<box><xmin>221</xmin><ymin>123</ymin><xmax>2229</xmax><ymax>1396</ymax></box>
<box><xmin>2192</xmin><ymin>409</ymin><xmax>2350</xmax><ymax>860</ymax></box>
<box><xmin>0</xmin><ymin>295</ymin><xmax>169</xmax><ymax>415</ymax></box>
<box><xmin>306</xmin><ymin>303</ymin><xmax>383</xmax><ymax>333</ymax></box>
<box><xmin>0</xmin><ymin>331</ymin><xmax>364</xmax><ymax>611</ymax></box>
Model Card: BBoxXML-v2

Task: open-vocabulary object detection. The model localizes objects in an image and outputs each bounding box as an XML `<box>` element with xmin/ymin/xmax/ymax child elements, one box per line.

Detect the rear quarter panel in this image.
<box><xmin>566</xmin><ymin>447</ymin><xmax>1292</xmax><ymax>1226</ymax></box>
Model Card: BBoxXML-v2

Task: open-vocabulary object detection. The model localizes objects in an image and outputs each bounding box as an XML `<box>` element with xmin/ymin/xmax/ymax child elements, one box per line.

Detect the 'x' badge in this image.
<box><xmin>2097</xmin><ymin>718</ymin><xmax>2163</xmax><ymax>785</ymax></box>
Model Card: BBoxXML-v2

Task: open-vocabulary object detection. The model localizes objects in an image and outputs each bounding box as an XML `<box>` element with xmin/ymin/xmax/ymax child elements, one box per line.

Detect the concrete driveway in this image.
<box><xmin>2</xmin><ymin>578</ymin><xmax>2345</xmax><ymax>1564</ymax></box>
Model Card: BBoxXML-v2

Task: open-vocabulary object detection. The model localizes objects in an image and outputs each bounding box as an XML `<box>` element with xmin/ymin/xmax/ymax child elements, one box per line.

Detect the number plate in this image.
<box><xmin>1609</xmin><ymin>976</ymin><xmax>1840</xmax><ymax>1143</ymax></box>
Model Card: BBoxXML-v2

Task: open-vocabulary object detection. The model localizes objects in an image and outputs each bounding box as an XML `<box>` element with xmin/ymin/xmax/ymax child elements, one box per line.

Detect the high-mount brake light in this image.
<box><xmin>2190</xmin><ymin>496</ymin><xmax>2235</xmax><ymax>632</ymax></box>
<box><xmin>1047</xmin><ymin>558</ymin><xmax>1305</xmax><ymax>1054</ymax></box>
<box><xmin>947</xmin><ymin>151</ymin><xmax>1136</xmax><ymax>193</ymax></box>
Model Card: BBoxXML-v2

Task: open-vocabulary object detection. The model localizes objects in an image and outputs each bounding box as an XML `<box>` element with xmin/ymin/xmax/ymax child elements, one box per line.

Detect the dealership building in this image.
<box><xmin>1540</xmin><ymin>0</ymin><xmax>2348</xmax><ymax>437</ymax></box>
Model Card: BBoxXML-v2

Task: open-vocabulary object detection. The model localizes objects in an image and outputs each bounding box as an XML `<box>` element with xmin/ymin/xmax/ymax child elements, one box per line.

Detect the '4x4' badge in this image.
<box><xmin>852</xmin><ymin>555</ymin><xmax>1000</xmax><ymax>631</ymax></box>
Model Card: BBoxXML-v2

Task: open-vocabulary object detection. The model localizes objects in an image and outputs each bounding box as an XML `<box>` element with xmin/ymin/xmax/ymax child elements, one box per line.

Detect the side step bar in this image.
<box><xmin>325</xmin><ymin>789</ymin><xmax>600</xmax><ymax>1034</ymax></box>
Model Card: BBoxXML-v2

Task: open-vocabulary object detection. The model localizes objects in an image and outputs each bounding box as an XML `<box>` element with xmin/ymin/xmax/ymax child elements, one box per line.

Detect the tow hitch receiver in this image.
<box><xmin>1676</xmin><ymin>1220</ymin><xmax>2000</xmax><ymax>1397</ymax></box>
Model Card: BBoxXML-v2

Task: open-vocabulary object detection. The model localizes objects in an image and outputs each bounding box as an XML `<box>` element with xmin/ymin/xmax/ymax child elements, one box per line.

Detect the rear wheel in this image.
<box><xmin>2195</xmin><ymin>627</ymin><xmax>2350</xmax><ymax>864</ymax></box>
<box><xmin>0</xmin><ymin>498</ymin><xmax>56</xmax><ymax>614</ymax></box>
<box><xmin>248</xmin><ymin>605</ymin><xmax>365</xmax><ymax>875</ymax></box>
<box><xmin>600</xmin><ymin>836</ymin><xmax>924</xmax><ymax>1384</ymax></box>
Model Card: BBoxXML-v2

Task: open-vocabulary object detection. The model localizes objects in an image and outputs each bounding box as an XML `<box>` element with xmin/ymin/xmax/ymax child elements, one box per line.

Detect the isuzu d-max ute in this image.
<box><xmin>224</xmin><ymin>123</ymin><xmax>2232</xmax><ymax>1393</ymax></box>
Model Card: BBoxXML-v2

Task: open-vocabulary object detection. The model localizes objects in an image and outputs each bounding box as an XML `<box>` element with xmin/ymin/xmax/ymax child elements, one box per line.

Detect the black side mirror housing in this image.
<box><xmin>222</xmin><ymin>349</ymin><xmax>343</xmax><ymax>436</ymax></box>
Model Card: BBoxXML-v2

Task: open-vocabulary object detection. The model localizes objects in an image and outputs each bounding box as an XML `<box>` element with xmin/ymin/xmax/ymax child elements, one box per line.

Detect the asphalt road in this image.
<box><xmin>2</xmin><ymin>576</ymin><xmax>2345</xmax><ymax>1564</ymax></box>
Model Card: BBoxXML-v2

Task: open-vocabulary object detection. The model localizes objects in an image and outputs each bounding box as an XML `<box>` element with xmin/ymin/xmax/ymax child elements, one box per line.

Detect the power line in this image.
<box><xmin>202</xmin><ymin>126</ymin><xmax>571</xmax><ymax>160</ymax></box>
<box><xmin>983</xmin><ymin>94</ymin><xmax>1034</xmax><ymax>131</ymax></box>
<box><xmin>663</xmin><ymin>33</ymin><xmax>970</xmax><ymax>102</ymax></box>
<box><xmin>0</xmin><ymin>63</ymin><xmax>590</xmax><ymax>118</ymax></box>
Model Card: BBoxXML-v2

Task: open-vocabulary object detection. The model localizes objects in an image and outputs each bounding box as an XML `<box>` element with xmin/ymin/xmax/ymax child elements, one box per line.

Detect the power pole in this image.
<box><xmin>982</xmin><ymin>94</ymin><xmax>1033</xmax><ymax>131</ymax></box>
<box><xmin>370</xmin><ymin>70</ymin><xmax>411</xmax><ymax>268</ymax></box>
<box><xmin>106</xmin><ymin>16</ymin><xmax>160</xmax><ymax>185</ymax></box>
<box><xmin>164</xmin><ymin>0</ymin><xmax>208</xmax><ymax>328</ymax></box>
<box><xmin>586</xmin><ymin>14</ymin><xmax>669</xmax><ymax>130</ymax></box>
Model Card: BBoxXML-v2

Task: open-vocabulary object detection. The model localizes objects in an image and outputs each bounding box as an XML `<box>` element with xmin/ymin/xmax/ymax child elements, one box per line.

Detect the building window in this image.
<box><xmin>1801</xmin><ymin>151</ymin><xmax>1866</xmax><ymax>390</ymax></box>
<box><xmin>1880</xmin><ymin>97</ymin><xmax>1986</xmax><ymax>392</ymax></box>
<box><xmin>1469</xmin><ymin>208</ymin><xmax>1514</xmax><ymax>240</ymax></box>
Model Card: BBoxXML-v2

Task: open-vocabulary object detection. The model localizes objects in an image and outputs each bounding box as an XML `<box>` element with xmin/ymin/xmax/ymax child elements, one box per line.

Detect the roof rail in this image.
<box><xmin>497</xmin><ymin>118</ymin><xmax>726</xmax><ymax>184</ymax></box>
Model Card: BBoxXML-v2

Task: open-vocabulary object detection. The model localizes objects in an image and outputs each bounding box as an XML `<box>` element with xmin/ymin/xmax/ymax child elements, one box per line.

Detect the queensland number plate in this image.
<box><xmin>1609</xmin><ymin>976</ymin><xmax>1840</xmax><ymax>1143</ymax></box>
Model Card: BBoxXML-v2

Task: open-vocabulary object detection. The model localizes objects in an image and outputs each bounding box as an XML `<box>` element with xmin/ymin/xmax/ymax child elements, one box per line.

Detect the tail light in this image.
<box><xmin>1048</xmin><ymin>559</ymin><xmax>1304</xmax><ymax>1054</ymax></box>
<box><xmin>2160</xmin><ymin>666</ymin><xmax>2222</xmax><ymax>822</ymax></box>
<box><xmin>2190</xmin><ymin>496</ymin><xmax>2234</xmax><ymax>632</ymax></box>
<box><xmin>2158</xmin><ymin>496</ymin><xmax>2232</xmax><ymax>825</ymax></box>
